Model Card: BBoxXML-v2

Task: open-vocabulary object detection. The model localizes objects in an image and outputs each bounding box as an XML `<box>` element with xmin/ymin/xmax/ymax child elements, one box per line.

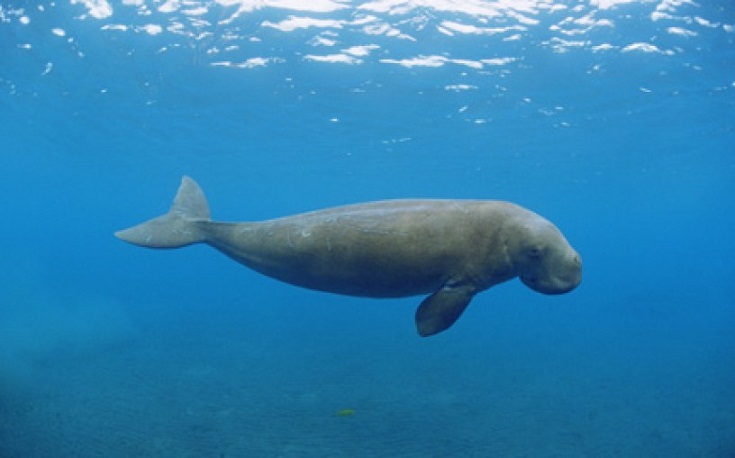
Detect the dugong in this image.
<box><xmin>115</xmin><ymin>176</ymin><xmax>582</xmax><ymax>336</ymax></box>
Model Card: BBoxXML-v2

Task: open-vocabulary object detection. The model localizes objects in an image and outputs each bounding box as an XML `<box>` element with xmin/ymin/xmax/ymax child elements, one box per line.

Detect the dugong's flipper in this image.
<box><xmin>115</xmin><ymin>176</ymin><xmax>210</xmax><ymax>248</ymax></box>
<box><xmin>415</xmin><ymin>284</ymin><xmax>476</xmax><ymax>337</ymax></box>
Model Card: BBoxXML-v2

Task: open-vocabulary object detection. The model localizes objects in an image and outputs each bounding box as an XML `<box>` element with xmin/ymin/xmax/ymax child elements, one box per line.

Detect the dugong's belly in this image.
<box><xmin>205</xmin><ymin>200</ymin><xmax>507</xmax><ymax>298</ymax></box>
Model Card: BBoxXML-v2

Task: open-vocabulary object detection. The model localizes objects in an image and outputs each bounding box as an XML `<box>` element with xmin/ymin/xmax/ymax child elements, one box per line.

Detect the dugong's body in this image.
<box><xmin>116</xmin><ymin>176</ymin><xmax>582</xmax><ymax>336</ymax></box>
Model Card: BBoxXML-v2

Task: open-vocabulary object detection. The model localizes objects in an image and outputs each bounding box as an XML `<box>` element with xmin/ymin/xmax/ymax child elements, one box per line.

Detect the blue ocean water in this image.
<box><xmin>1</xmin><ymin>1</ymin><xmax>734</xmax><ymax>456</ymax></box>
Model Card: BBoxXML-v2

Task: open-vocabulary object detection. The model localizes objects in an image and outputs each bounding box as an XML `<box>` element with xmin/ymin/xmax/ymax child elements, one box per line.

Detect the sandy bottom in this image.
<box><xmin>1</xmin><ymin>294</ymin><xmax>733</xmax><ymax>457</ymax></box>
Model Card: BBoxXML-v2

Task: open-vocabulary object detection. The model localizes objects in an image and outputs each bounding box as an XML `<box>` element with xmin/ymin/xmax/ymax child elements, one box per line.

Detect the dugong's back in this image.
<box><xmin>204</xmin><ymin>200</ymin><xmax>513</xmax><ymax>298</ymax></box>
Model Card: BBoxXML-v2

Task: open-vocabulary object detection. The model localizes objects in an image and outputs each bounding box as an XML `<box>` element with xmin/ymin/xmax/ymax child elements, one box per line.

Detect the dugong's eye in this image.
<box><xmin>528</xmin><ymin>246</ymin><xmax>543</xmax><ymax>259</ymax></box>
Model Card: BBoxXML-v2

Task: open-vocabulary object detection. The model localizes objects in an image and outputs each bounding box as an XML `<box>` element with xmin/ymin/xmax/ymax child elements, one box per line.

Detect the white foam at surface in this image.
<box><xmin>622</xmin><ymin>42</ymin><xmax>667</xmax><ymax>53</ymax></box>
<box><xmin>262</xmin><ymin>17</ymin><xmax>345</xmax><ymax>32</ymax></box>
<box><xmin>667</xmin><ymin>26</ymin><xmax>697</xmax><ymax>37</ymax></box>
<box><xmin>71</xmin><ymin>0</ymin><xmax>113</xmax><ymax>19</ymax></box>
<box><xmin>1</xmin><ymin>0</ymin><xmax>726</xmax><ymax>72</ymax></box>
<box><xmin>343</xmin><ymin>45</ymin><xmax>380</xmax><ymax>57</ymax></box>
<box><xmin>140</xmin><ymin>24</ymin><xmax>163</xmax><ymax>35</ymax></box>
<box><xmin>304</xmin><ymin>53</ymin><xmax>362</xmax><ymax>64</ymax></box>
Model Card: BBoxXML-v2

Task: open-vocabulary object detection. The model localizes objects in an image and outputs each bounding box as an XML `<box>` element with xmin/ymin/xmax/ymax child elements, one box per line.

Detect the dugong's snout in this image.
<box><xmin>521</xmin><ymin>251</ymin><xmax>582</xmax><ymax>295</ymax></box>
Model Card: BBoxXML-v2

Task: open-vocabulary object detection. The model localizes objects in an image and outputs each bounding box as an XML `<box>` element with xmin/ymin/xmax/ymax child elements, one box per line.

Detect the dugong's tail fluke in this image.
<box><xmin>115</xmin><ymin>176</ymin><xmax>211</xmax><ymax>248</ymax></box>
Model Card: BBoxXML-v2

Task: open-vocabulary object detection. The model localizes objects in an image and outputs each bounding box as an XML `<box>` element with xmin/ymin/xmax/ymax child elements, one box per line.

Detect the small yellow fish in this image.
<box><xmin>335</xmin><ymin>409</ymin><xmax>355</xmax><ymax>417</ymax></box>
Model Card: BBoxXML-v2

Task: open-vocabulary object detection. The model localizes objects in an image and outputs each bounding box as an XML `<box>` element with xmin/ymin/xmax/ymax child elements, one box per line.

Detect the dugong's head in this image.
<box><xmin>506</xmin><ymin>210</ymin><xmax>582</xmax><ymax>295</ymax></box>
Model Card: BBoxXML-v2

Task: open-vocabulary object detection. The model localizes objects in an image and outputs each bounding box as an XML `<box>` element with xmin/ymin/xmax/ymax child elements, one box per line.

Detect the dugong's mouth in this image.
<box><xmin>521</xmin><ymin>254</ymin><xmax>582</xmax><ymax>295</ymax></box>
<box><xmin>521</xmin><ymin>275</ymin><xmax>580</xmax><ymax>294</ymax></box>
